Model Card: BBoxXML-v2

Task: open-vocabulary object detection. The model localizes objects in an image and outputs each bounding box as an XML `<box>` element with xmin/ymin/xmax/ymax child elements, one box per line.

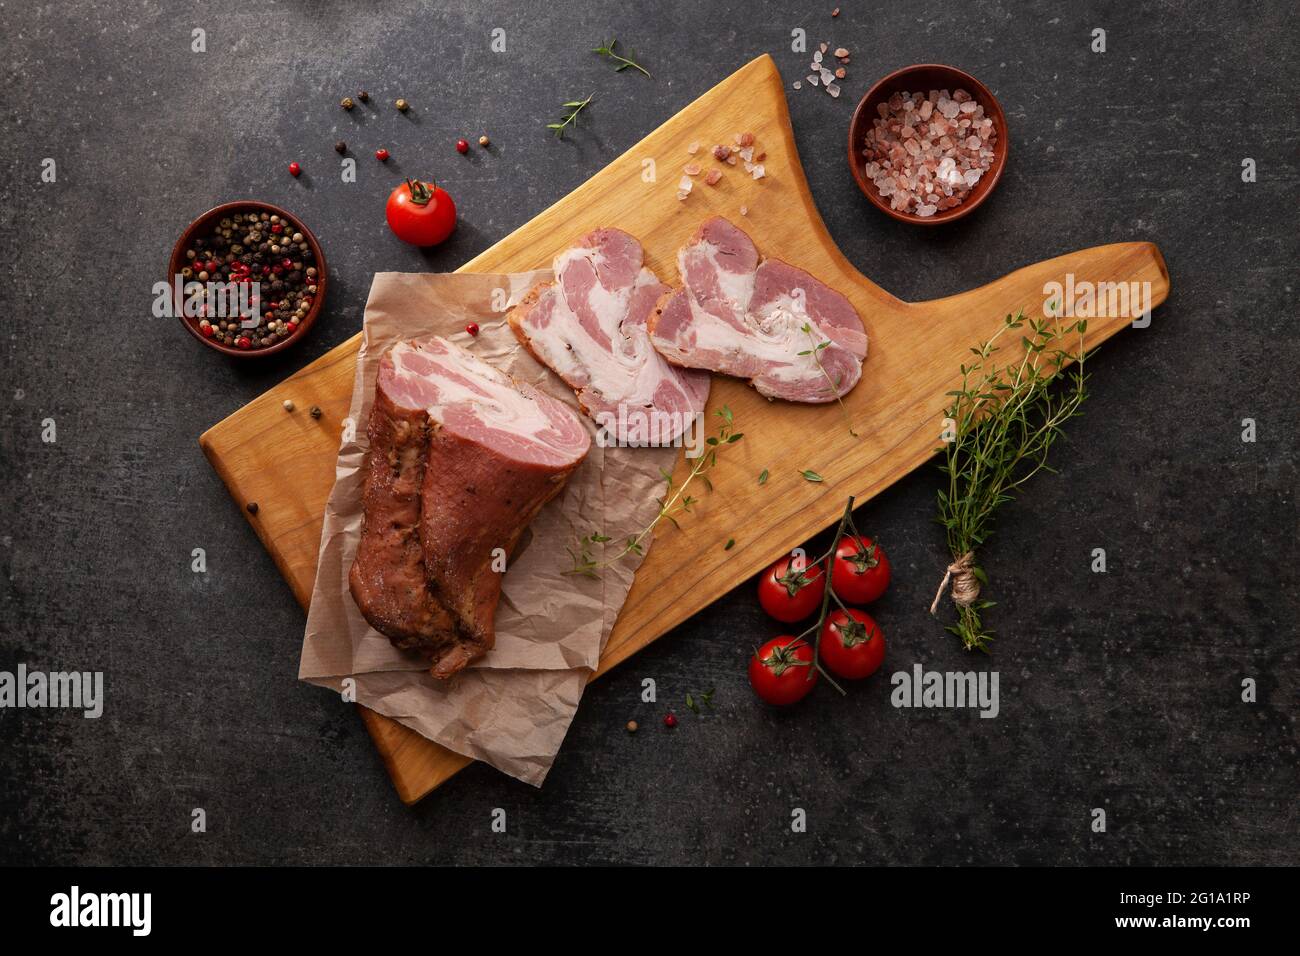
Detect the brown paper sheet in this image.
<box><xmin>299</xmin><ymin>271</ymin><xmax>680</xmax><ymax>786</ymax></box>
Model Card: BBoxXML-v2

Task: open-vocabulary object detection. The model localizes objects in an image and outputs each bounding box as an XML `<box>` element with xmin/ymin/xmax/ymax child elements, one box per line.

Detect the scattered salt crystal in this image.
<box><xmin>677</xmin><ymin>175</ymin><xmax>693</xmax><ymax>194</ymax></box>
<box><xmin>834</xmin><ymin>47</ymin><xmax>849</xmax><ymax>58</ymax></box>
<box><xmin>819</xmin><ymin>68</ymin><xmax>834</xmax><ymax>85</ymax></box>
<box><xmin>751</xmin><ymin>164</ymin><xmax>766</xmax><ymax>180</ymax></box>
<box><xmin>826</xmin><ymin>84</ymin><xmax>840</xmax><ymax>98</ymax></box>
<box><xmin>739</xmin><ymin>205</ymin><xmax>748</xmax><ymax>216</ymax></box>
<box><xmin>793</xmin><ymin>81</ymin><xmax>802</xmax><ymax>90</ymax></box>
<box><xmin>813</xmin><ymin>50</ymin><xmax>823</xmax><ymax>64</ymax></box>
<box><xmin>819</xmin><ymin>42</ymin><xmax>828</xmax><ymax>53</ymax></box>
<box><xmin>808</xmin><ymin>74</ymin><xmax>820</xmax><ymax>87</ymax></box>
<box><xmin>687</xmin><ymin>141</ymin><xmax>700</xmax><ymax>154</ymax></box>
<box><xmin>705</xmin><ymin>169</ymin><xmax>722</xmax><ymax>186</ymax></box>
<box><xmin>738</xmin><ymin>146</ymin><xmax>754</xmax><ymax>162</ymax></box>
<box><xmin>684</xmin><ymin>162</ymin><xmax>702</xmax><ymax>176</ymax></box>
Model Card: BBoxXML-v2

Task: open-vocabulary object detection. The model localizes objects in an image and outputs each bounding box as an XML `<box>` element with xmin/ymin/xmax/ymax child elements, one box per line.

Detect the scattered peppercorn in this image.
<box><xmin>478</xmin><ymin>134</ymin><xmax>490</xmax><ymax>147</ymax></box>
<box><xmin>395</xmin><ymin>98</ymin><xmax>409</xmax><ymax>112</ymax></box>
<box><xmin>465</xmin><ymin>322</ymin><xmax>479</xmax><ymax>336</ymax></box>
<box><xmin>456</xmin><ymin>138</ymin><xmax>469</xmax><ymax>154</ymax></box>
<box><xmin>309</xmin><ymin>405</ymin><xmax>322</xmax><ymax>420</ymax></box>
<box><xmin>375</xmin><ymin>148</ymin><xmax>389</xmax><ymax>162</ymax></box>
<box><xmin>246</xmin><ymin>502</ymin><xmax>259</xmax><ymax>514</ymax></box>
<box><xmin>288</xmin><ymin>162</ymin><xmax>301</xmax><ymax>177</ymax></box>
<box><xmin>357</xmin><ymin>90</ymin><xmax>369</xmax><ymax>103</ymax></box>
<box><xmin>334</xmin><ymin>141</ymin><xmax>347</xmax><ymax>154</ymax></box>
<box><xmin>663</xmin><ymin>713</ymin><xmax>677</xmax><ymax>728</ymax></box>
<box><xmin>283</xmin><ymin>399</ymin><xmax>295</xmax><ymax>412</ymax></box>
<box><xmin>626</xmin><ymin>720</ymin><xmax>638</xmax><ymax>733</ymax></box>
<box><xmin>340</xmin><ymin>96</ymin><xmax>354</xmax><ymax>110</ymax></box>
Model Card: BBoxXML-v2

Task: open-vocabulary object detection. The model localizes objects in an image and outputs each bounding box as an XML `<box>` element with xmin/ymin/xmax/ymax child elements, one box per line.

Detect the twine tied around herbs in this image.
<box><xmin>929</xmin><ymin>551</ymin><xmax>980</xmax><ymax>615</ymax></box>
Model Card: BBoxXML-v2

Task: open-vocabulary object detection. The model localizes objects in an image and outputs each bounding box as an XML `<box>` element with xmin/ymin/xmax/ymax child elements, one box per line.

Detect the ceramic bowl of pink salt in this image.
<box><xmin>849</xmin><ymin>64</ymin><xmax>1008</xmax><ymax>225</ymax></box>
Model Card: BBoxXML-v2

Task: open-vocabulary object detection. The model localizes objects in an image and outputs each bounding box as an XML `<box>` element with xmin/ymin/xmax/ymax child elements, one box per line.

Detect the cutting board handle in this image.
<box><xmin>885</xmin><ymin>240</ymin><xmax>1171</xmax><ymax>338</ymax></box>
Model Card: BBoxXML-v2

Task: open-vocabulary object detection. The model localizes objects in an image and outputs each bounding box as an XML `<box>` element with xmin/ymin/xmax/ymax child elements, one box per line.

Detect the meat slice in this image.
<box><xmin>509</xmin><ymin>228</ymin><xmax>710</xmax><ymax>445</ymax></box>
<box><xmin>648</xmin><ymin>217</ymin><xmax>867</xmax><ymax>403</ymax></box>
<box><xmin>349</xmin><ymin>336</ymin><xmax>590</xmax><ymax>678</ymax></box>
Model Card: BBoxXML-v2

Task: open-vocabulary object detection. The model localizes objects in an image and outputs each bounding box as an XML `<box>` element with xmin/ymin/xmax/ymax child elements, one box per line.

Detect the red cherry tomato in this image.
<box><xmin>749</xmin><ymin>636</ymin><xmax>818</xmax><ymax>705</ymax></box>
<box><xmin>819</xmin><ymin>608</ymin><xmax>885</xmax><ymax>680</ymax></box>
<box><xmin>830</xmin><ymin>535</ymin><xmax>891</xmax><ymax>604</ymax></box>
<box><xmin>757</xmin><ymin>554</ymin><xmax>825</xmax><ymax>623</ymax></box>
<box><xmin>385</xmin><ymin>179</ymin><xmax>457</xmax><ymax>247</ymax></box>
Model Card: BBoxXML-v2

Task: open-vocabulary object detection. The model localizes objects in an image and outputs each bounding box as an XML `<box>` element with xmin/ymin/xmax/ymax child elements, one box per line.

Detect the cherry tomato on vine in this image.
<box><xmin>757</xmin><ymin>554</ymin><xmax>825</xmax><ymax>622</ymax></box>
<box><xmin>819</xmin><ymin>608</ymin><xmax>885</xmax><ymax>680</ymax></box>
<box><xmin>385</xmin><ymin>178</ymin><xmax>457</xmax><ymax>247</ymax></box>
<box><xmin>830</xmin><ymin>535</ymin><xmax>891</xmax><ymax>604</ymax></box>
<box><xmin>749</xmin><ymin>636</ymin><xmax>818</xmax><ymax>705</ymax></box>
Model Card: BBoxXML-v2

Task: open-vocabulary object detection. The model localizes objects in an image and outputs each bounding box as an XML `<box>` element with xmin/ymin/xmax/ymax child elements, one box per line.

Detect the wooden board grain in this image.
<box><xmin>199</xmin><ymin>54</ymin><xmax>1169</xmax><ymax>804</ymax></box>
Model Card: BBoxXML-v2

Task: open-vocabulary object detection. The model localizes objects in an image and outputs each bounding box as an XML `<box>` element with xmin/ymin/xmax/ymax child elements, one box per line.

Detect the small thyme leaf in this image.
<box><xmin>593</xmin><ymin>39</ymin><xmax>651</xmax><ymax>78</ymax></box>
<box><xmin>724</xmin><ymin>538</ymin><xmax>735</xmax><ymax>551</ymax></box>
<box><xmin>758</xmin><ymin>469</ymin><xmax>769</xmax><ymax>485</ymax></box>
<box><xmin>550</xmin><ymin>93</ymin><xmax>594</xmax><ymax>138</ymax></box>
<box><xmin>800</xmin><ymin>469</ymin><xmax>824</xmax><ymax>482</ymax></box>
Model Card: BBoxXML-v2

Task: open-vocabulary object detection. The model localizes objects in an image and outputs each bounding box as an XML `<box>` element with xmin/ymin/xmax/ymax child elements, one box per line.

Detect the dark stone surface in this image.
<box><xmin>1</xmin><ymin>1</ymin><xmax>1295</xmax><ymax>865</ymax></box>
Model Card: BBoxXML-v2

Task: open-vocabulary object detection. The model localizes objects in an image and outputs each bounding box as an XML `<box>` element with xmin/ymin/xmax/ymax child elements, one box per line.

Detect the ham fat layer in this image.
<box><xmin>509</xmin><ymin>228</ymin><xmax>710</xmax><ymax>444</ymax></box>
<box><xmin>648</xmin><ymin>217</ymin><xmax>867</xmax><ymax>403</ymax></box>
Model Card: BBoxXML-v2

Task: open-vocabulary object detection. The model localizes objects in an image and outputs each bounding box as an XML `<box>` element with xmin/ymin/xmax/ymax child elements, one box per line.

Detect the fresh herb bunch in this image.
<box><xmin>593</xmin><ymin>39</ymin><xmax>651</xmax><ymax>77</ymax></box>
<box><xmin>933</xmin><ymin>308</ymin><xmax>1090</xmax><ymax>652</ymax></box>
<box><xmin>548</xmin><ymin>94</ymin><xmax>594</xmax><ymax>138</ymax></box>
<box><xmin>567</xmin><ymin>406</ymin><xmax>743</xmax><ymax>577</ymax></box>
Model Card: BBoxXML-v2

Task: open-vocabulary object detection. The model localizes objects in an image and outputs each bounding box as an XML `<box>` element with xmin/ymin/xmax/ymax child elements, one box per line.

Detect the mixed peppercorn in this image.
<box><xmin>180</xmin><ymin>208</ymin><xmax>319</xmax><ymax>351</ymax></box>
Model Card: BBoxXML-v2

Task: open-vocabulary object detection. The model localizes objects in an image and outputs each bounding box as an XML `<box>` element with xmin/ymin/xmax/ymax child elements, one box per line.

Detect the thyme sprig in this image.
<box><xmin>593</xmin><ymin>39</ymin><xmax>651</xmax><ymax>78</ymax></box>
<box><xmin>566</xmin><ymin>406</ymin><xmax>743</xmax><ymax>578</ymax></box>
<box><xmin>799</xmin><ymin>323</ymin><xmax>858</xmax><ymax>437</ymax></box>
<box><xmin>934</xmin><ymin>308</ymin><xmax>1090</xmax><ymax>652</ymax></box>
<box><xmin>548</xmin><ymin>94</ymin><xmax>594</xmax><ymax>138</ymax></box>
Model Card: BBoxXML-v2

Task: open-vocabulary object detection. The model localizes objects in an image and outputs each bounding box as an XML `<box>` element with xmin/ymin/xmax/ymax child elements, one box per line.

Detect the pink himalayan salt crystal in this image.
<box><xmin>860</xmin><ymin>87</ymin><xmax>997</xmax><ymax>216</ymax></box>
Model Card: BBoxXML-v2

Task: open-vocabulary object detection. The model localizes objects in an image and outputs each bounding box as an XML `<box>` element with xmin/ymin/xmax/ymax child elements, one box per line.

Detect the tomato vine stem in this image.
<box><xmin>794</xmin><ymin>494</ymin><xmax>868</xmax><ymax>696</ymax></box>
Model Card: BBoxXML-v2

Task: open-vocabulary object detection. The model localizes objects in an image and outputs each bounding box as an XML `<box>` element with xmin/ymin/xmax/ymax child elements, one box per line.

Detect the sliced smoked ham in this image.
<box><xmin>648</xmin><ymin>216</ymin><xmax>867</xmax><ymax>403</ymax></box>
<box><xmin>349</xmin><ymin>336</ymin><xmax>590</xmax><ymax>678</ymax></box>
<box><xmin>509</xmin><ymin>228</ymin><xmax>710</xmax><ymax>444</ymax></box>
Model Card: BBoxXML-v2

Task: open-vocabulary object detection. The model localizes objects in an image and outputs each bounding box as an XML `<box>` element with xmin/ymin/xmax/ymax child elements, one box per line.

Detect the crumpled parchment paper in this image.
<box><xmin>299</xmin><ymin>271</ymin><xmax>678</xmax><ymax>786</ymax></box>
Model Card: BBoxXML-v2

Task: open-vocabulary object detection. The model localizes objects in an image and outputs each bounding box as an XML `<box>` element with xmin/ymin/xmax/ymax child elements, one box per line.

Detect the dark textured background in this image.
<box><xmin>1</xmin><ymin>1</ymin><xmax>1295</xmax><ymax>866</ymax></box>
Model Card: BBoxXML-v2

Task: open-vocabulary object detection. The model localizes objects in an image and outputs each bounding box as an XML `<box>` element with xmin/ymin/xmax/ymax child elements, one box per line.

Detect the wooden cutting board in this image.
<box><xmin>200</xmin><ymin>54</ymin><xmax>1169</xmax><ymax>803</ymax></box>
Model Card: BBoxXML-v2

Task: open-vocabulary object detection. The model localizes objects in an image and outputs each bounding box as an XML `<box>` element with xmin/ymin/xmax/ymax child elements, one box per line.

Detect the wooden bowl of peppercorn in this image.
<box><xmin>168</xmin><ymin>200</ymin><xmax>328</xmax><ymax>357</ymax></box>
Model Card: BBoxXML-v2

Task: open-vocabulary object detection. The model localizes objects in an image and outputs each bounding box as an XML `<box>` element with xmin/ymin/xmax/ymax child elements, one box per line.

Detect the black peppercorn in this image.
<box><xmin>246</xmin><ymin>502</ymin><xmax>259</xmax><ymax>515</ymax></box>
<box><xmin>334</xmin><ymin>140</ymin><xmax>346</xmax><ymax>154</ymax></box>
